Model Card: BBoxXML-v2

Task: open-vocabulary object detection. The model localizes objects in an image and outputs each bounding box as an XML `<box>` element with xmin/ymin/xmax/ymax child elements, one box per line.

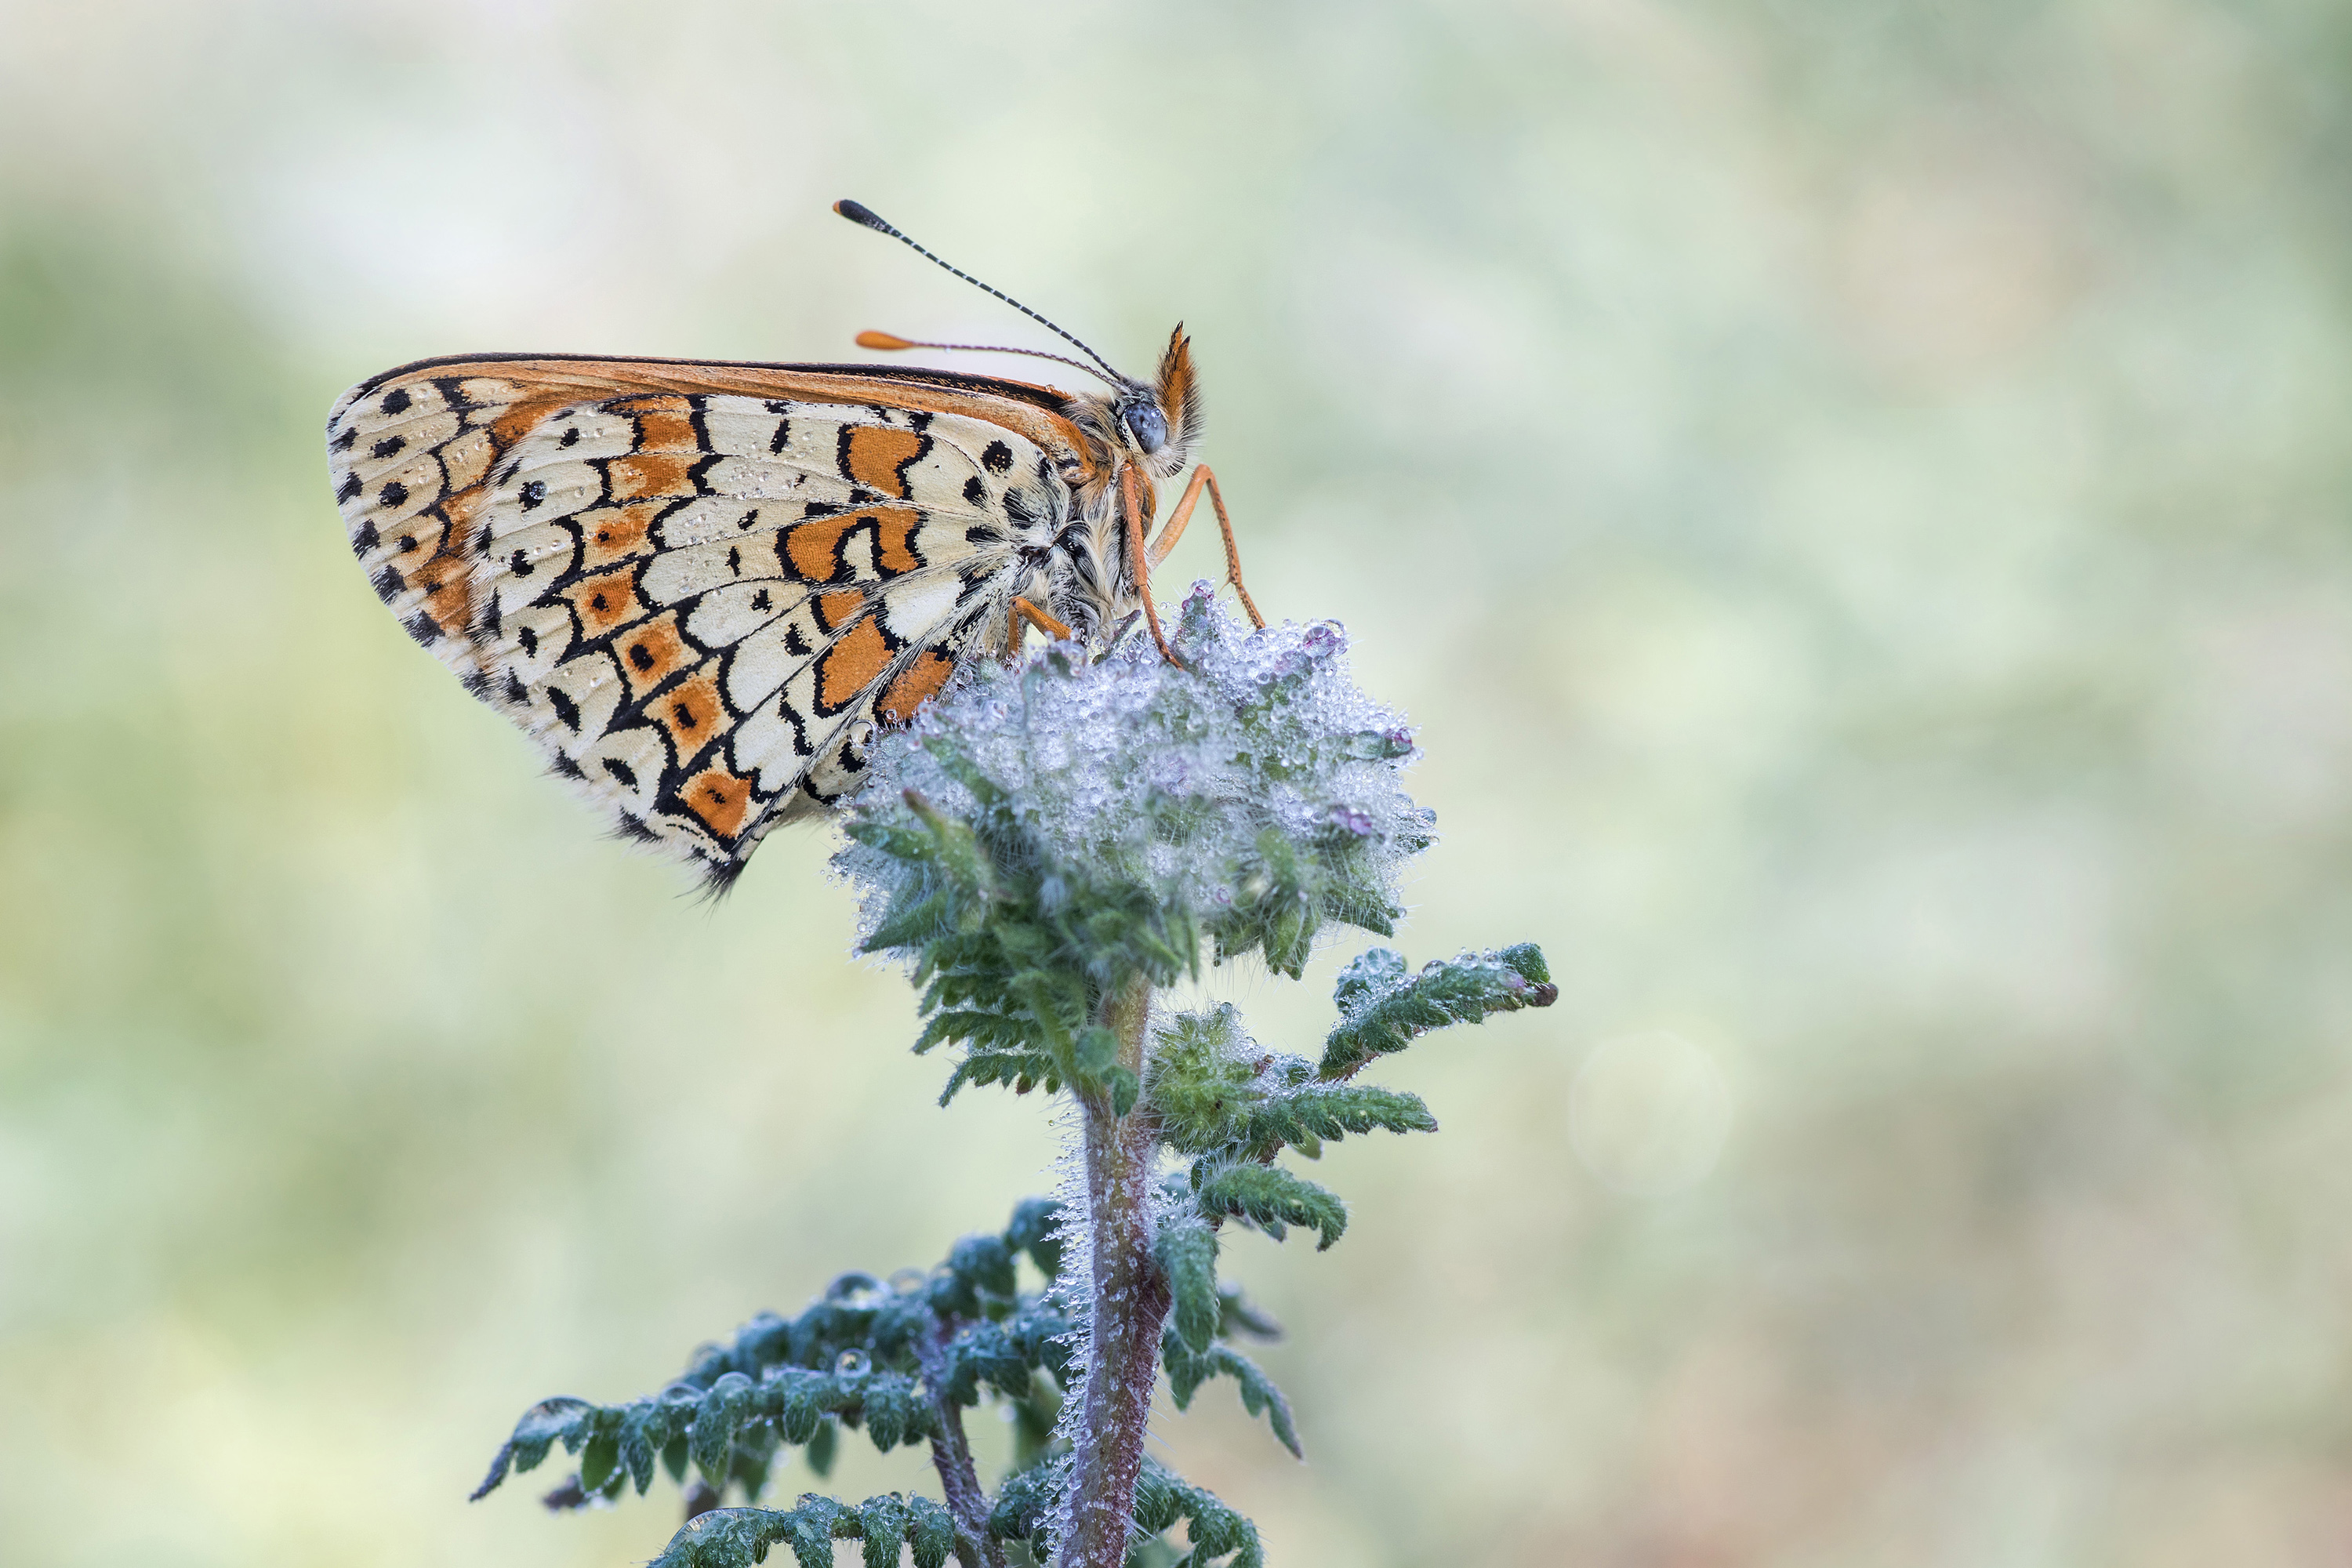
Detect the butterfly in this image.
<box><xmin>327</xmin><ymin>200</ymin><xmax>1263</xmax><ymax>891</ymax></box>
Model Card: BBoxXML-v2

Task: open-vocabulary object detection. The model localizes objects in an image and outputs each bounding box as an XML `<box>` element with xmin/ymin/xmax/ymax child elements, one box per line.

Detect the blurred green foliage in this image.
<box><xmin>8</xmin><ymin>2</ymin><xmax>2352</xmax><ymax>1565</ymax></box>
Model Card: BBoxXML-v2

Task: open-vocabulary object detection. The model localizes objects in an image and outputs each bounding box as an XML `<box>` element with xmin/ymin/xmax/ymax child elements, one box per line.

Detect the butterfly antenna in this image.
<box><xmin>834</xmin><ymin>199</ymin><xmax>1127</xmax><ymax>385</ymax></box>
<box><xmin>852</xmin><ymin>331</ymin><xmax>1116</xmax><ymax>387</ymax></box>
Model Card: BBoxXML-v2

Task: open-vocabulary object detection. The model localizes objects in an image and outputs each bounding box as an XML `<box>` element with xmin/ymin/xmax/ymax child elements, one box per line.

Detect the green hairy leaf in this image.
<box><xmin>1193</xmin><ymin>1163</ymin><xmax>1349</xmax><ymax>1250</ymax></box>
<box><xmin>1160</xmin><ymin>1329</ymin><xmax>1304</xmax><ymax>1461</ymax></box>
<box><xmin>1156</xmin><ymin>1212</ymin><xmax>1222</xmax><ymax>1355</ymax></box>
<box><xmin>1318</xmin><ymin>942</ymin><xmax>1558</xmax><ymax>1081</ymax></box>
<box><xmin>470</xmin><ymin>1199</ymin><xmax>1078</xmax><ymax>1506</ymax></box>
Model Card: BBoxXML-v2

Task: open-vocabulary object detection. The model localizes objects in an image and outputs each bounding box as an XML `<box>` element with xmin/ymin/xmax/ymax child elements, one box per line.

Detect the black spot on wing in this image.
<box><xmin>982</xmin><ymin>441</ymin><xmax>1013</xmax><ymax>474</ymax></box>
<box><xmin>964</xmin><ymin>476</ymin><xmax>986</xmax><ymax>506</ymax></box>
<box><xmin>372</xmin><ymin>435</ymin><xmax>405</xmax><ymax>460</ymax></box>
<box><xmin>338</xmin><ymin>473</ymin><xmax>362</xmax><ymax>503</ymax></box>
<box><xmin>404</xmin><ymin>612</ymin><xmax>440</xmax><ymax>645</ymax></box>
<box><xmin>547</xmin><ymin>686</ymin><xmax>580</xmax><ymax>731</ymax></box>
<box><xmin>372</xmin><ymin>565</ymin><xmax>405</xmax><ymax>601</ymax></box>
<box><xmin>603</xmin><ymin>757</ymin><xmax>638</xmax><ymax>789</ymax></box>
<box><xmin>381</xmin><ymin>388</ymin><xmax>412</xmax><ymax>416</ymax></box>
<box><xmin>353</xmin><ymin>519</ymin><xmax>379</xmax><ymax>553</ymax></box>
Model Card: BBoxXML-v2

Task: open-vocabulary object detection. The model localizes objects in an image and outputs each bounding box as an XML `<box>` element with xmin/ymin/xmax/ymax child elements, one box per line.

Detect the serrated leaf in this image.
<box><xmin>1194</xmin><ymin>1163</ymin><xmax>1348</xmax><ymax>1249</ymax></box>
<box><xmin>1319</xmin><ymin>943</ymin><xmax>1557</xmax><ymax>1080</ymax></box>
<box><xmin>1161</xmin><ymin>1337</ymin><xmax>1301</xmax><ymax>1460</ymax></box>
<box><xmin>470</xmin><ymin>1396</ymin><xmax>595</xmax><ymax>1501</ymax></box>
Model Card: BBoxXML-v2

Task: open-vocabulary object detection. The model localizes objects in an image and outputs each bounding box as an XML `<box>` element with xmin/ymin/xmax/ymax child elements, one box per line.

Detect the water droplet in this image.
<box><xmin>835</xmin><ymin>1349</ymin><xmax>871</xmax><ymax>1376</ymax></box>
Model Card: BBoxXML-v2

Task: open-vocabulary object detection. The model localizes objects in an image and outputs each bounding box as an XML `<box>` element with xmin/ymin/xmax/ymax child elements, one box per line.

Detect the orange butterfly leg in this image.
<box><xmin>1006</xmin><ymin>595</ymin><xmax>1075</xmax><ymax>656</ymax></box>
<box><xmin>1145</xmin><ymin>464</ymin><xmax>1264</xmax><ymax>630</ymax></box>
<box><xmin>1123</xmin><ymin>468</ymin><xmax>1184</xmax><ymax>667</ymax></box>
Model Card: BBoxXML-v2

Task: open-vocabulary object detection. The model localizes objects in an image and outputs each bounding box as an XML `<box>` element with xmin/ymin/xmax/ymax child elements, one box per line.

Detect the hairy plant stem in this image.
<box><xmin>1055</xmin><ymin>973</ymin><xmax>1170</xmax><ymax>1568</ymax></box>
<box><xmin>919</xmin><ymin>1316</ymin><xmax>1005</xmax><ymax>1568</ymax></box>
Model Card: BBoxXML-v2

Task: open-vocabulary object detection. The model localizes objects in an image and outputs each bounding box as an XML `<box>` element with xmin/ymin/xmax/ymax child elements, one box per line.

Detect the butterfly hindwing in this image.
<box><xmin>329</xmin><ymin>363</ymin><xmax>1071</xmax><ymax>884</ymax></box>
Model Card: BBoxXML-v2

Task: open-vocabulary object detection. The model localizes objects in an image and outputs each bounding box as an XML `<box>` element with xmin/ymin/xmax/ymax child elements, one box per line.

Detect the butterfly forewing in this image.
<box><xmin>329</xmin><ymin>360</ymin><xmax>1072</xmax><ymax>885</ymax></box>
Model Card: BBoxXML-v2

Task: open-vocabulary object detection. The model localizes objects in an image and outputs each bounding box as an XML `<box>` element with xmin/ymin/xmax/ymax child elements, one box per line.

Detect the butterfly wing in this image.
<box><xmin>328</xmin><ymin>356</ymin><xmax>1080</xmax><ymax>886</ymax></box>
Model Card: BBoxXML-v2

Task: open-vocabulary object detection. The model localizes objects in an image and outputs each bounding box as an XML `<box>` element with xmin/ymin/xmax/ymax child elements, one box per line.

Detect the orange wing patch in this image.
<box><xmin>880</xmin><ymin>649</ymin><xmax>954</xmax><ymax>724</ymax></box>
<box><xmin>582</xmin><ymin>505</ymin><xmax>656</xmax><ymax>568</ymax></box>
<box><xmin>815</xmin><ymin>619</ymin><xmax>893</xmax><ymax>713</ymax></box>
<box><xmin>489</xmin><ymin>392</ymin><xmax>583</xmax><ymax>454</ymax></box>
<box><xmin>609</xmin><ymin>451</ymin><xmax>697</xmax><ymax>501</ymax></box>
<box><xmin>564</xmin><ymin>564</ymin><xmax>645</xmax><ymax>638</ymax></box>
<box><xmin>656</xmin><ymin>670</ymin><xmax>728</xmax><ymax>755</ymax></box>
<box><xmin>622</xmin><ymin>394</ymin><xmax>698</xmax><ymax>452</ymax></box>
<box><xmin>616</xmin><ymin>612</ymin><xmax>695</xmax><ymax>697</ymax></box>
<box><xmin>840</xmin><ymin>425</ymin><xmax>926</xmax><ymax>499</ymax></box>
<box><xmin>816</xmin><ymin>589</ymin><xmax>866</xmax><ymax>632</ymax></box>
<box><xmin>784</xmin><ymin>511</ymin><xmax>859</xmax><ymax>581</ymax></box>
<box><xmin>875</xmin><ymin>510</ymin><xmax>923</xmax><ymax>573</ymax></box>
<box><xmin>779</xmin><ymin>505</ymin><xmax>924</xmax><ymax>583</ymax></box>
<box><xmin>681</xmin><ymin>764</ymin><xmax>754</xmax><ymax>840</ymax></box>
<box><xmin>419</xmin><ymin>558</ymin><xmax>473</xmax><ymax>643</ymax></box>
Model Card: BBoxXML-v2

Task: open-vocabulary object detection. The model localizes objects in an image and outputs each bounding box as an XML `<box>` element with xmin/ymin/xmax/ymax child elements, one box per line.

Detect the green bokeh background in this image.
<box><xmin>8</xmin><ymin>3</ymin><xmax>2352</xmax><ymax>1563</ymax></box>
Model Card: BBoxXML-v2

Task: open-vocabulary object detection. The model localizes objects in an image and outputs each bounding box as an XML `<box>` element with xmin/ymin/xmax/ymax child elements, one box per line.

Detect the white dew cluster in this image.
<box><xmin>832</xmin><ymin>583</ymin><xmax>1432</xmax><ymax>941</ymax></box>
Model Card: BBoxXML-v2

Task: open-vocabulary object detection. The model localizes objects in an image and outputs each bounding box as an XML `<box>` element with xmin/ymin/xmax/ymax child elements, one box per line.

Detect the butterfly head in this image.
<box><xmin>836</xmin><ymin>201</ymin><xmax>1202</xmax><ymax>480</ymax></box>
<box><xmin>1111</xmin><ymin>325</ymin><xmax>1202</xmax><ymax>479</ymax></box>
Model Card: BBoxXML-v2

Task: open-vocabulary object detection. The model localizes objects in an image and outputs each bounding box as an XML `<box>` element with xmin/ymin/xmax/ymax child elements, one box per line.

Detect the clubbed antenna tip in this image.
<box><xmin>826</xmin><ymin>197</ymin><xmax>1126</xmax><ymax>383</ymax></box>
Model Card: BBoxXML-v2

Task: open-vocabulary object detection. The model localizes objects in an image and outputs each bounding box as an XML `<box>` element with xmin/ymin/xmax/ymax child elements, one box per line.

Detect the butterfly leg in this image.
<box><xmin>1146</xmin><ymin>465</ymin><xmax>1264</xmax><ymax>630</ymax></box>
<box><xmin>1123</xmin><ymin>467</ymin><xmax>1184</xmax><ymax>667</ymax></box>
<box><xmin>1006</xmin><ymin>596</ymin><xmax>1074</xmax><ymax>656</ymax></box>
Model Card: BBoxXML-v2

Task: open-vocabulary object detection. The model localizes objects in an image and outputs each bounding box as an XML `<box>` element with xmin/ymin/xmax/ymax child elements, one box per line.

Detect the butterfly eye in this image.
<box><xmin>1123</xmin><ymin>404</ymin><xmax>1169</xmax><ymax>454</ymax></box>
